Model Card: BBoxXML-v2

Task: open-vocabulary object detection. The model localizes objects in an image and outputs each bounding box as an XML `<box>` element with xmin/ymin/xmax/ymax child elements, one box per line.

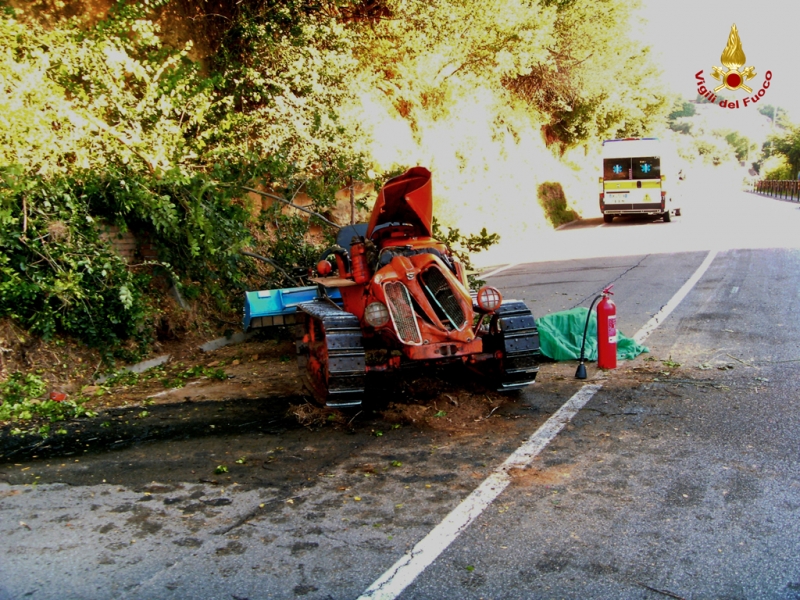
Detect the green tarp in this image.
<box><xmin>536</xmin><ymin>307</ymin><xmax>649</xmax><ymax>362</ymax></box>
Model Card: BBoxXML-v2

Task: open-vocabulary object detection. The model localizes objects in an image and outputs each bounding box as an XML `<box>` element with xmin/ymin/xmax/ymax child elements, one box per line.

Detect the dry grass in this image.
<box><xmin>288</xmin><ymin>402</ymin><xmax>347</xmax><ymax>428</ymax></box>
<box><xmin>378</xmin><ymin>374</ymin><xmax>511</xmax><ymax>432</ymax></box>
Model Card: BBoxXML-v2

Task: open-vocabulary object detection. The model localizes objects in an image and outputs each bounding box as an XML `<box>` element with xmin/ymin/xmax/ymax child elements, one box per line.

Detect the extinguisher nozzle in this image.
<box><xmin>575</xmin><ymin>362</ymin><xmax>587</xmax><ymax>380</ymax></box>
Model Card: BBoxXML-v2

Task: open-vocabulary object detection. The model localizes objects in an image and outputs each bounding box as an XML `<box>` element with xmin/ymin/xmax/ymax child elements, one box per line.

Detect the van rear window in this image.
<box><xmin>603</xmin><ymin>158</ymin><xmax>630</xmax><ymax>180</ymax></box>
<box><xmin>632</xmin><ymin>157</ymin><xmax>660</xmax><ymax>179</ymax></box>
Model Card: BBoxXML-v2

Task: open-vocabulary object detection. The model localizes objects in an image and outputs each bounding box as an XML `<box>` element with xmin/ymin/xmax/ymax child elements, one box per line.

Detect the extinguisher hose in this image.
<box><xmin>579</xmin><ymin>294</ymin><xmax>603</xmax><ymax>364</ymax></box>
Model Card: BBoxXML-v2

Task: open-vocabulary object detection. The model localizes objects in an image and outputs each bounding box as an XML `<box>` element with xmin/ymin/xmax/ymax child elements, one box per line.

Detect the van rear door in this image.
<box><xmin>602</xmin><ymin>155</ymin><xmax>662</xmax><ymax>214</ymax></box>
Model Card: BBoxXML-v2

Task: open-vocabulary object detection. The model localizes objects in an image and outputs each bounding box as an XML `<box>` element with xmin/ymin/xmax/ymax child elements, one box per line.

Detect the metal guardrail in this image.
<box><xmin>753</xmin><ymin>179</ymin><xmax>800</xmax><ymax>202</ymax></box>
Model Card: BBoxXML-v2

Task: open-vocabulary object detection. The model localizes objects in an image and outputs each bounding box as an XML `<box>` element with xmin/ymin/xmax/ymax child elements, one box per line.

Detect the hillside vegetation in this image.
<box><xmin>0</xmin><ymin>0</ymin><xmax>670</xmax><ymax>366</ymax></box>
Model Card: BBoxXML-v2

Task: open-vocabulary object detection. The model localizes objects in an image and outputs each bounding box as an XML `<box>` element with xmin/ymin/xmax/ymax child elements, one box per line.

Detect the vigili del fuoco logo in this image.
<box><xmin>695</xmin><ymin>24</ymin><xmax>772</xmax><ymax>110</ymax></box>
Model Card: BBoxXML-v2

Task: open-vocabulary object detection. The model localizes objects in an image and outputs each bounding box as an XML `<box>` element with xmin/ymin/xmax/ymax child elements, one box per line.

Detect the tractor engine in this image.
<box><xmin>294</xmin><ymin>167</ymin><xmax>540</xmax><ymax>407</ymax></box>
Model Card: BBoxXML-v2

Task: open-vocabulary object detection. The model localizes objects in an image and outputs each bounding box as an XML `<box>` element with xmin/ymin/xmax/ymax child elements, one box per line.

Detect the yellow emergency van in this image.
<box><xmin>599</xmin><ymin>138</ymin><xmax>681</xmax><ymax>223</ymax></box>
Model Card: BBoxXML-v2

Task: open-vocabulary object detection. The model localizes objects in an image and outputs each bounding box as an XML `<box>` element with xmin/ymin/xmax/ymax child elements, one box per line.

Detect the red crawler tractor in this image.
<box><xmin>295</xmin><ymin>167</ymin><xmax>540</xmax><ymax>407</ymax></box>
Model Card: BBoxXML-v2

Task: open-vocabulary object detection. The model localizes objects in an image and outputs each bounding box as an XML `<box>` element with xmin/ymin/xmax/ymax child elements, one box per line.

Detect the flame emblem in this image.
<box><xmin>710</xmin><ymin>24</ymin><xmax>756</xmax><ymax>93</ymax></box>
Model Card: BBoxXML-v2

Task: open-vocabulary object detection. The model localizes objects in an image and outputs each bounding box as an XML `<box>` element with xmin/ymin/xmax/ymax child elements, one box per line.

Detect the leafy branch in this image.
<box><xmin>235</xmin><ymin>185</ymin><xmax>342</xmax><ymax>229</ymax></box>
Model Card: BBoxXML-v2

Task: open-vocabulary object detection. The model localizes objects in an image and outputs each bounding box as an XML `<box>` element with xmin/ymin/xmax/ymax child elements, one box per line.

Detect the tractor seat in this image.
<box><xmin>336</xmin><ymin>223</ymin><xmax>369</xmax><ymax>252</ymax></box>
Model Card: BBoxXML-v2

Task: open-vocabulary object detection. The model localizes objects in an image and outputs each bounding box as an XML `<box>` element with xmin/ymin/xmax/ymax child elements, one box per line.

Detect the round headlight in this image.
<box><xmin>476</xmin><ymin>286</ymin><xmax>502</xmax><ymax>312</ymax></box>
<box><xmin>364</xmin><ymin>301</ymin><xmax>390</xmax><ymax>327</ymax></box>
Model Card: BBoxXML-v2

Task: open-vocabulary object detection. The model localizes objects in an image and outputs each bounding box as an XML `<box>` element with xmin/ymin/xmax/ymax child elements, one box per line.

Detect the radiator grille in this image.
<box><xmin>421</xmin><ymin>267</ymin><xmax>467</xmax><ymax>330</ymax></box>
<box><xmin>384</xmin><ymin>281</ymin><xmax>422</xmax><ymax>344</ymax></box>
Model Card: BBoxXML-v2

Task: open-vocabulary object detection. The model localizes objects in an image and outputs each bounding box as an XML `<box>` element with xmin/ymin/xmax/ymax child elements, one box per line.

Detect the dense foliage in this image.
<box><xmin>768</xmin><ymin>126</ymin><xmax>800</xmax><ymax>180</ymax></box>
<box><xmin>0</xmin><ymin>1</ymin><xmax>368</xmax><ymax>357</ymax></box>
<box><xmin>666</xmin><ymin>95</ymin><xmax>763</xmax><ymax>168</ymax></box>
<box><xmin>507</xmin><ymin>0</ymin><xmax>669</xmax><ymax>150</ymax></box>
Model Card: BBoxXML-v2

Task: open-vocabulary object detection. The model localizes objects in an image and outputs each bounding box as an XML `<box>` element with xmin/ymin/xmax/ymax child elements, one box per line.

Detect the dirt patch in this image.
<box><xmin>287</xmin><ymin>374</ymin><xmax>519</xmax><ymax>433</ymax></box>
<box><xmin>0</xmin><ymin>330</ymin><xmax>310</xmax><ymax>461</ymax></box>
<box><xmin>370</xmin><ymin>365</ymin><xmax>523</xmax><ymax>432</ymax></box>
<box><xmin>508</xmin><ymin>464</ymin><xmax>576</xmax><ymax>487</ymax></box>
<box><xmin>86</xmin><ymin>336</ymin><xmax>302</xmax><ymax>412</ymax></box>
<box><xmin>0</xmin><ymin>318</ymin><xmax>104</xmax><ymax>394</ymax></box>
<box><xmin>380</xmin><ymin>391</ymin><xmax>504</xmax><ymax>431</ymax></box>
<box><xmin>0</xmin><ymin>313</ymin><xmax>283</xmax><ymax>400</ymax></box>
<box><xmin>534</xmin><ymin>351</ymin><xmax>747</xmax><ymax>393</ymax></box>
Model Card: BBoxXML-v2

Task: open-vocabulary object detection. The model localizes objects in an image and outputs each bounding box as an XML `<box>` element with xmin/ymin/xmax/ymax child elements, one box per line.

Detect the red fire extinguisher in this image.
<box><xmin>597</xmin><ymin>285</ymin><xmax>617</xmax><ymax>370</ymax></box>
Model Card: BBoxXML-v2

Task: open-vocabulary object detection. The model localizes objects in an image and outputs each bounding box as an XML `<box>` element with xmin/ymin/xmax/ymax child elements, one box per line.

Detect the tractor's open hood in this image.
<box><xmin>366</xmin><ymin>167</ymin><xmax>432</xmax><ymax>239</ymax></box>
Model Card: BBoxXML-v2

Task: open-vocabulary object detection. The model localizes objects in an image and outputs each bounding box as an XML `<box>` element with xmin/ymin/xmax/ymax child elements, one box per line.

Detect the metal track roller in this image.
<box><xmin>296</xmin><ymin>300</ymin><xmax>366</xmax><ymax>407</ymax></box>
<box><xmin>493</xmin><ymin>300</ymin><xmax>541</xmax><ymax>391</ymax></box>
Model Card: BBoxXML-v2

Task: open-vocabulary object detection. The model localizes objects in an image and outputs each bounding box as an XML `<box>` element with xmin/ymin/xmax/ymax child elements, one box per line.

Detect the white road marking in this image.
<box><xmin>479</xmin><ymin>263</ymin><xmax>519</xmax><ymax>279</ymax></box>
<box><xmin>357</xmin><ymin>384</ymin><xmax>602</xmax><ymax>600</ymax></box>
<box><xmin>360</xmin><ymin>248</ymin><xmax>718</xmax><ymax>600</ymax></box>
<box><xmin>731</xmin><ymin>286</ymin><xmax>739</xmax><ymax>295</ymax></box>
<box><xmin>632</xmin><ymin>249</ymin><xmax>718</xmax><ymax>344</ymax></box>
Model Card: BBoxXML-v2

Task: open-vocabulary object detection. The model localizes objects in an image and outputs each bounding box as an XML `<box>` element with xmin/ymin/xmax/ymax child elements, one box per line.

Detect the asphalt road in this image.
<box><xmin>1</xmin><ymin>186</ymin><xmax>800</xmax><ymax>599</ymax></box>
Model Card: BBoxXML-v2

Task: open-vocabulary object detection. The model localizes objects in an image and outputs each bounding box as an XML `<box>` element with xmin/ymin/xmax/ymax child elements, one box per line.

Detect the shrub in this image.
<box><xmin>537</xmin><ymin>182</ymin><xmax>579</xmax><ymax>228</ymax></box>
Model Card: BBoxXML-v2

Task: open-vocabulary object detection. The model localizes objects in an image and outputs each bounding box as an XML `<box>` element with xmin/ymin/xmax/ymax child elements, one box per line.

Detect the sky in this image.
<box><xmin>636</xmin><ymin>0</ymin><xmax>800</xmax><ymax>121</ymax></box>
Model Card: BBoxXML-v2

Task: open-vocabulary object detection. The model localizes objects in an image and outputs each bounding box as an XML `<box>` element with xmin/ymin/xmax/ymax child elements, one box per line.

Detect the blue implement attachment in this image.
<box><xmin>243</xmin><ymin>286</ymin><xmax>342</xmax><ymax>331</ymax></box>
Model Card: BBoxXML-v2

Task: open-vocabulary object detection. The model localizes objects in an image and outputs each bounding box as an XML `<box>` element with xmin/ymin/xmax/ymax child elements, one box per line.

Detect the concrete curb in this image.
<box><xmin>199</xmin><ymin>332</ymin><xmax>255</xmax><ymax>353</ymax></box>
<box><xmin>95</xmin><ymin>354</ymin><xmax>171</xmax><ymax>383</ymax></box>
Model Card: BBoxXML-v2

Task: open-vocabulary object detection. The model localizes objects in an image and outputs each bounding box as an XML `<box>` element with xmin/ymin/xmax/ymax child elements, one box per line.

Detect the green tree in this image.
<box><xmin>769</xmin><ymin>126</ymin><xmax>800</xmax><ymax>179</ymax></box>
<box><xmin>347</xmin><ymin>0</ymin><xmax>555</xmax><ymax>126</ymax></box>
<box><xmin>669</xmin><ymin>98</ymin><xmax>696</xmax><ymax>120</ymax></box>
<box><xmin>507</xmin><ymin>0</ymin><xmax>670</xmax><ymax>150</ymax></box>
<box><xmin>211</xmin><ymin>2</ymin><xmax>368</xmax><ymax>198</ymax></box>
<box><xmin>720</xmin><ymin>131</ymin><xmax>756</xmax><ymax>162</ymax></box>
<box><xmin>758</xmin><ymin>105</ymin><xmax>789</xmax><ymax>129</ymax></box>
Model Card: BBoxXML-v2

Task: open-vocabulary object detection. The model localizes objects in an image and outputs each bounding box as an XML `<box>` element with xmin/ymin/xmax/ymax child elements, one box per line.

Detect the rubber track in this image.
<box><xmin>494</xmin><ymin>300</ymin><xmax>541</xmax><ymax>391</ymax></box>
<box><xmin>296</xmin><ymin>300</ymin><xmax>366</xmax><ymax>408</ymax></box>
